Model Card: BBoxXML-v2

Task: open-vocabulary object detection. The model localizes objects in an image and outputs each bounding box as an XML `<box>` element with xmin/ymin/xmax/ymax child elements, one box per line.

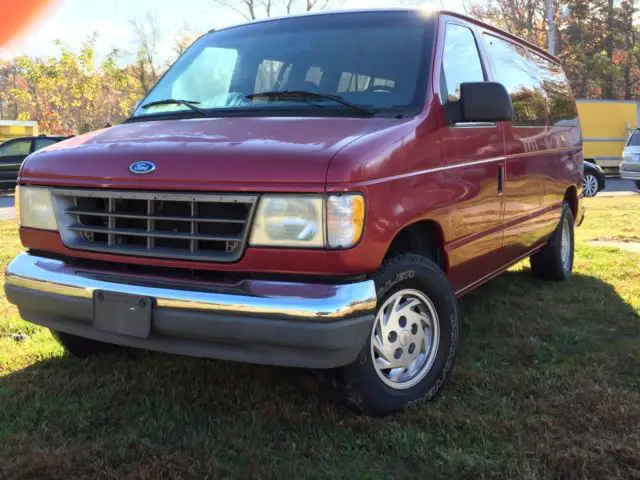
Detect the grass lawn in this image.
<box><xmin>0</xmin><ymin>197</ymin><xmax>639</xmax><ymax>479</ymax></box>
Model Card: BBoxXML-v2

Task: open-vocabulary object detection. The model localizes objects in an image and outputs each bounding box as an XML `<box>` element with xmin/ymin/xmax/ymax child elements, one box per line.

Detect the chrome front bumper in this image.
<box><xmin>5</xmin><ymin>253</ymin><xmax>377</xmax><ymax>368</ymax></box>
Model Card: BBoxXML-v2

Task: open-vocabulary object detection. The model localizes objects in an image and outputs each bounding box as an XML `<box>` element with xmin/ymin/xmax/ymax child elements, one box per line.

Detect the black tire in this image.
<box><xmin>530</xmin><ymin>202</ymin><xmax>574</xmax><ymax>281</ymax></box>
<box><xmin>635</xmin><ymin>180</ymin><xmax>640</xmax><ymax>191</ymax></box>
<box><xmin>52</xmin><ymin>330</ymin><xmax>121</xmax><ymax>358</ymax></box>
<box><xmin>340</xmin><ymin>254</ymin><xmax>459</xmax><ymax>416</ymax></box>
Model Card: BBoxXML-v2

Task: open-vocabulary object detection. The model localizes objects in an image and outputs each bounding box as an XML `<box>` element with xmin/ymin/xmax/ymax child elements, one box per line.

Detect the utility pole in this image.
<box><xmin>547</xmin><ymin>0</ymin><xmax>556</xmax><ymax>55</ymax></box>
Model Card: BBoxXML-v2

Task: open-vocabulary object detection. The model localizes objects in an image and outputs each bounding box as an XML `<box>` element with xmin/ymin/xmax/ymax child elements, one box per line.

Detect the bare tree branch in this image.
<box><xmin>171</xmin><ymin>21</ymin><xmax>201</xmax><ymax>61</ymax></box>
<box><xmin>212</xmin><ymin>0</ymin><xmax>255</xmax><ymax>20</ymax></box>
<box><xmin>213</xmin><ymin>0</ymin><xmax>342</xmax><ymax>19</ymax></box>
<box><xmin>131</xmin><ymin>14</ymin><xmax>161</xmax><ymax>94</ymax></box>
<box><xmin>286</xmin><ymin>0</ymin><xmax>295</xmax><ymax>14</ymax></box>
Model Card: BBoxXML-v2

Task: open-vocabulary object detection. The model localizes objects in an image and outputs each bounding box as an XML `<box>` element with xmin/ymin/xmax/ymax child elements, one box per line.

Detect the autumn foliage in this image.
<box><xmin>469</xmin><ymin>0</ymin><xmax>640</xmax><ymax>99</ymax></box>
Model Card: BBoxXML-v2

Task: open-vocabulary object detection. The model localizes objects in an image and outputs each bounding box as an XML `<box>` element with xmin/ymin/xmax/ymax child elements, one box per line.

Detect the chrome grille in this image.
<box><xmin>52</xmin><ymin>189</ymin><xmax>258</xmax><ymax>262</ymax></box>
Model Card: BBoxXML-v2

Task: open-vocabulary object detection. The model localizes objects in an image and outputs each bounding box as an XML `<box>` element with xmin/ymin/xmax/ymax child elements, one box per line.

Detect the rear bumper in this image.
<box><xmin>620</xmin><ymin>162</ymin><xmax>640</xmax><ymax>180</ymax></box>
<box><xmin>5</xmin><ymin>252</ymin><xmax>377</xmax><ymax>368</ymax></box>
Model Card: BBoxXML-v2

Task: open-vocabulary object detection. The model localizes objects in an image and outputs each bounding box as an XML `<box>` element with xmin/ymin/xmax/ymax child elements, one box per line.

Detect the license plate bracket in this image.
<box><xmin>93</xmin><ymin>290</ymin><xmax>152</xmax><ymax>338</ymax></box>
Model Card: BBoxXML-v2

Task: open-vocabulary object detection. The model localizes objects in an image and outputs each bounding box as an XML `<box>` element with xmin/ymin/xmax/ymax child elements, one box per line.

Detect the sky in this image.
<box><xmin>0</xmin><ymin>0</ymin><xmax>468</xmax><ymax>63</ymax></box>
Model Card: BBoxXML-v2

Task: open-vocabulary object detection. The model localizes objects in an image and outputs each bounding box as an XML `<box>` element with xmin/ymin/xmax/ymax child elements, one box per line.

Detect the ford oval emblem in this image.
<box><xmin>129</xmin><ymin>161</ymin><xmax>156</xmax><ymax>174</ymax></box>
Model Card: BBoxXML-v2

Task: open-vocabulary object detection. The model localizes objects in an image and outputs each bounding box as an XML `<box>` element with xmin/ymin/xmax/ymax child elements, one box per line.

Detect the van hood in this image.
<box><xmin>20</xmin><ymin>117</ymin><xmax>386</xmax><ymax>191</ymax></box>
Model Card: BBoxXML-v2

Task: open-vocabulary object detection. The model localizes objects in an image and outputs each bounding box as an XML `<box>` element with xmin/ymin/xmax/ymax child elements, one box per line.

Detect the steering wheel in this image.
<box><xmin>365</xmin><ymin>84</ymin><xmax>395</xmax><ymax>93</ymax></box>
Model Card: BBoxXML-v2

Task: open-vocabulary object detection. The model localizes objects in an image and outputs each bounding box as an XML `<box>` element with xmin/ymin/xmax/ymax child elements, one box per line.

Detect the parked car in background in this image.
<box><xmin>620</xmin><ymin>128</ymin><xmax>640</xmax><ymax>191</ymax></box>
<box><xmin>582</xmin><ymin>161</ymin><xmax>606</xmax><ymax>197</ymax></box>
<box><xmin>5</xmin><ymin>9</ymin><xmax>584</xmax><ymax>416</ymax></box>
<box><xmin>0</xmin><ymin>135</ymin><xmax>70</xmax><ymax>188</ymax></box>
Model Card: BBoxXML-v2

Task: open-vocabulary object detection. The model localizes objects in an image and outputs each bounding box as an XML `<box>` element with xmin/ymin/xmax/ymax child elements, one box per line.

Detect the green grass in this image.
<box><xmin>1</xmin><ymin>197</ymin><xmax>639</xmax><ymax>479</ymax></box>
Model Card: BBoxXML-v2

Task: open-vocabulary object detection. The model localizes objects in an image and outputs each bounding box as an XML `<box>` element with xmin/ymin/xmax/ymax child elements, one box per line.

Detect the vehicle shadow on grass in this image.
<box><xmin>0</xmin><ymin>269</ymin><xmax>638</xmax><ymax>478</ymax></box>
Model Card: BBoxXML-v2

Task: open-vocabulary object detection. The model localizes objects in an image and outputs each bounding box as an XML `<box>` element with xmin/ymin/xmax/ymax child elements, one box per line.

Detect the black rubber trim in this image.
<box><xmin>5</xmin><ymin>284</ymin><xmax>373</xmax><ymax>369</ymax></box>
<box><xmin>26</xmin><ymin>250</ymin><xmax>368</xmax><ymax>285</ymax></box>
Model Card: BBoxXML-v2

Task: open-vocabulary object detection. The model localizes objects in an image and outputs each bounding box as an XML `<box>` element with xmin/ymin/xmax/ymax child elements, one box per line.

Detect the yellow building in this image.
<box><xmin>577</xmin><ymin>99</ymin><xmax>638</xmax><ymax>172</ymax></box>
<box><xmin>0</xmin><ymin>120</ymin><xmax>38</xmax><ymax>142</ymax></box>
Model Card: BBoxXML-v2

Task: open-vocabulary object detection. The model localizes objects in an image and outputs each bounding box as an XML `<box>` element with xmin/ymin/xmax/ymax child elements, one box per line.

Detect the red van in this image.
<box><xmin>5</xmin><ymin>9</ymin><xmax>584</xmax><ymax>415</ymax></box>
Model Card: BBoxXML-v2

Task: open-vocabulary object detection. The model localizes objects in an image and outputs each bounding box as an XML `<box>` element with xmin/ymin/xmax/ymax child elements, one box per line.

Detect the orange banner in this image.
<box><xmin>0</xmin><ymin>0</ymin><xmax>53</xmax><ymax>46</ymax></box>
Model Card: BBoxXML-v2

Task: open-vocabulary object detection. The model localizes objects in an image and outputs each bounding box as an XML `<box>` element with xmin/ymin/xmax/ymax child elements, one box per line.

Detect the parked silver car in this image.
<box><xmin>620</xmin><ymin>129</ymin><xmax>640</xmax><ymax>191</ymax></box>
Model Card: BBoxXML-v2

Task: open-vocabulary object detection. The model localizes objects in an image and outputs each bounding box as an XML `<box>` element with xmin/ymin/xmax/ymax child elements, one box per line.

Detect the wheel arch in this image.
<box><xmin>383</xmin><ymin>219</ymin><xmax>448</xmax><ymax>273</ymax></box>
<box><xmin>564</xmin><ymin>185</ymin><xmax>578</xmax><ymax>219</ymax></box>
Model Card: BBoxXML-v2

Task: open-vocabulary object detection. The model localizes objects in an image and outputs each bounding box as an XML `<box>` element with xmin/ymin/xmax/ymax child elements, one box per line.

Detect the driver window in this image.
<box><xmin>441</xmin><ymin>23</ymin><xmax>485</xmax><ymax>102</ymax></box>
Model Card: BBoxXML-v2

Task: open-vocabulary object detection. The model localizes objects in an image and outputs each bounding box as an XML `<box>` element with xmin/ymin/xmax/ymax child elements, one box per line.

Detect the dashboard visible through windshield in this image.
<box><xmin>131</xmin><ymin>11</ymin><xmax>434</xmax><ymax>119</ymax></box>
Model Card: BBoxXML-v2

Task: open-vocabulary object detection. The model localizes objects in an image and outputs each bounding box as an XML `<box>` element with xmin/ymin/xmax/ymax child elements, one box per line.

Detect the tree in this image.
<box><xmin>131</xmin><ymin>14</ymin><xmax>161</xmax><ymax>95</ymax></box>
<box><xmin>212</xmin><ymin>0</ymin><xmax>344</xmax><ymax>21</ymax></box>
<box><xmin>466</xmin><ymin>0</ymin><xmax>550</xmax><ymax>47</ymax></box>
<box><xmin>467</xmin><ymin>0</ymin><xmax>640</xmax><ymax>100</ymax></box>
<box><xmin>619</xmin><ymin>0</ymin><xmax>640</xmax><ymax>98</ymax></box>
<box><xmin>5</xmin><ymin>35</ymin><xmax>140</xmax><ymax>134</ymax></box>
<box><xmin>172</xmin><ymin>22</ymin><xmax>201</xmax><ymax>59</ymax></box>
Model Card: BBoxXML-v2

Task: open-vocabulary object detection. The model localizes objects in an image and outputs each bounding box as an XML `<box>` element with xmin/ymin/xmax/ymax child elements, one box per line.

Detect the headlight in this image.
<box><xmin>250</xmin><ymin>196</ymin><xmax>324</xmax><ymax>247</ymax></box>
<box><xmin>327</xmin><ymin>194</ymin><xmax>365</xmax><ymax>248</ymax></box>
<box><xmin>17</xmin><ymin>186</ymin><xmax>58</xmax><ymax>231</ymax></box>
<box><xmin>249</xmin><ymin>194</ymin><xmax>365</xmax><ymax>249</ymax></box>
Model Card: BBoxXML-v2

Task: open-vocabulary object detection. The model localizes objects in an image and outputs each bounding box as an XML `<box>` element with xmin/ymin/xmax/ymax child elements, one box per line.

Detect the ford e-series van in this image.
<box><xmin>5</xmin><ymin>9</ymin><xmax>584</xmax><ymax>415</ymax></box>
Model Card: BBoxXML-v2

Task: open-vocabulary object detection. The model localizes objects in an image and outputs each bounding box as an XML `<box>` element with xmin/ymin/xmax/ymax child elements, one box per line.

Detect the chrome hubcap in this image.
<box><xmin>370</xmin><ymin>289</ymin><xmax>440</xmax><ymax>390</ymax></box>
<box><xmin>560</xmin><ymin>216</ymin><xmax>571</xmax><ymax>272</ymax></box>
<box><xmin>582</xmin><ymin>174</ymin><xmax>598</xmax><ymax>197</ymax></box>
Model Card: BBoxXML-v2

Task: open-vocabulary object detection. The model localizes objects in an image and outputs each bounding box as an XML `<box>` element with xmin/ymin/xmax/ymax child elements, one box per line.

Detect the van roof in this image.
<box><xmin>212</xmin><ymin>8</ymin><xmax>561</xmax><ymax>65</ymax></box>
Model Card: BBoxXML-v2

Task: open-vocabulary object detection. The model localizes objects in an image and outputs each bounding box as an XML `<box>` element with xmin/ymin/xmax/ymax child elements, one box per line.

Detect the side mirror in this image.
<box><xmin>445</xmin><ymin>82</ymin><xmax>513</xmax><ymax>124</ymax></box>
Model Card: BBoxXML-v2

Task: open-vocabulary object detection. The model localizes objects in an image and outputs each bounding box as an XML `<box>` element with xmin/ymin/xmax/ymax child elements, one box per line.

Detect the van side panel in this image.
<box><xmin>430</xmin><ymin>15</ymin><xmax>508</xmax><ymax>289</ymax></box>
<box><xmin>478</xmin><ymin>28</ymin><xmax>581</xmax><ymax>259</ymax></box>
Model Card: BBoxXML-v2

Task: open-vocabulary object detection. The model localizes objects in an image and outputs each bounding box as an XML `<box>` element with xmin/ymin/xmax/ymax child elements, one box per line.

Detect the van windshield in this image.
<box><xmin>131</xmin><ymin>11</ymin><xmax>433</xmax><ymax>119</ymax></box>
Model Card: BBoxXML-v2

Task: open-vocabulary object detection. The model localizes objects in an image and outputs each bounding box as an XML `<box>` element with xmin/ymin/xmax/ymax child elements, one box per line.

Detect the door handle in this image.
<box><xmin>498</xmin><ymin>165</ymin><xmax>504</xmax><ymax>194</ymax></box>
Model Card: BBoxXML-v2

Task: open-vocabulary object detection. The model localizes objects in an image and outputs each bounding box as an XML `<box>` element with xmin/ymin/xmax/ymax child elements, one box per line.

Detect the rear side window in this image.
<box><xmin>483</xmin><ymin>34</ymin><xmax>547</xmax><ymax>126</ymax></box>
<box><xmin>531</xmin><ymin>53</ymin><xmax>578</xmax><ymax>126</ymax></box>
<box><xmin>441</xmin><ymin>23</ymin><xmax>485</xmax><ymax>102</ymax></box>
<box><xmin>627</xmin><ymin>130</ymin><xmax>640</xmax><ymax>147</ymax></box>
<box><xmin>0</xmin><ymin>139</ymin><xmax>31</xmax><ymax>157</ymax></box>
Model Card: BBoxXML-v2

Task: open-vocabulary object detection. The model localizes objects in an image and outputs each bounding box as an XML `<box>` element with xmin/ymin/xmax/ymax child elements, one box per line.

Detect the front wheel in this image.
<box><xmin>340</xmin><ymin>254</ymin><xmax>459</xmax><ymax>416</ymax></box>
<box><xmin>635</xmin><ymin>180</ymin><xmax>640</xmax><ymax>191</ymax></box>
<box><xmin>582</xmin><ymin>173</ymin><xmax>599</xmax><ymax>197</ymax></box>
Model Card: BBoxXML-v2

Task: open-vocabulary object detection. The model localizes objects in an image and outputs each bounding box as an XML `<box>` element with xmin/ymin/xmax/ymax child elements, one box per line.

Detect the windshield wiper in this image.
<box><xmin>246</xmin><ymin>90</ymin><xmax>375</xmax><ymax>116</ymax></box>
<box><xmin>139</xmin><ymin>98</ymin><xmax>208</xmax><ymax>116</ymax></box>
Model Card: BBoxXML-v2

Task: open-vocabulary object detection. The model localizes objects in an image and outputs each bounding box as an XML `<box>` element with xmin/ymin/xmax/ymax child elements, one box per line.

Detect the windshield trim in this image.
<box><xmin>125</xmin><ymin>105</ymin><xmax>421</xmax><ymax>123</ymax></box>
<box><xmin>130</xmin><ymin>11</ymin><xmax>435</xmax><ymax>122</ymax></box>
